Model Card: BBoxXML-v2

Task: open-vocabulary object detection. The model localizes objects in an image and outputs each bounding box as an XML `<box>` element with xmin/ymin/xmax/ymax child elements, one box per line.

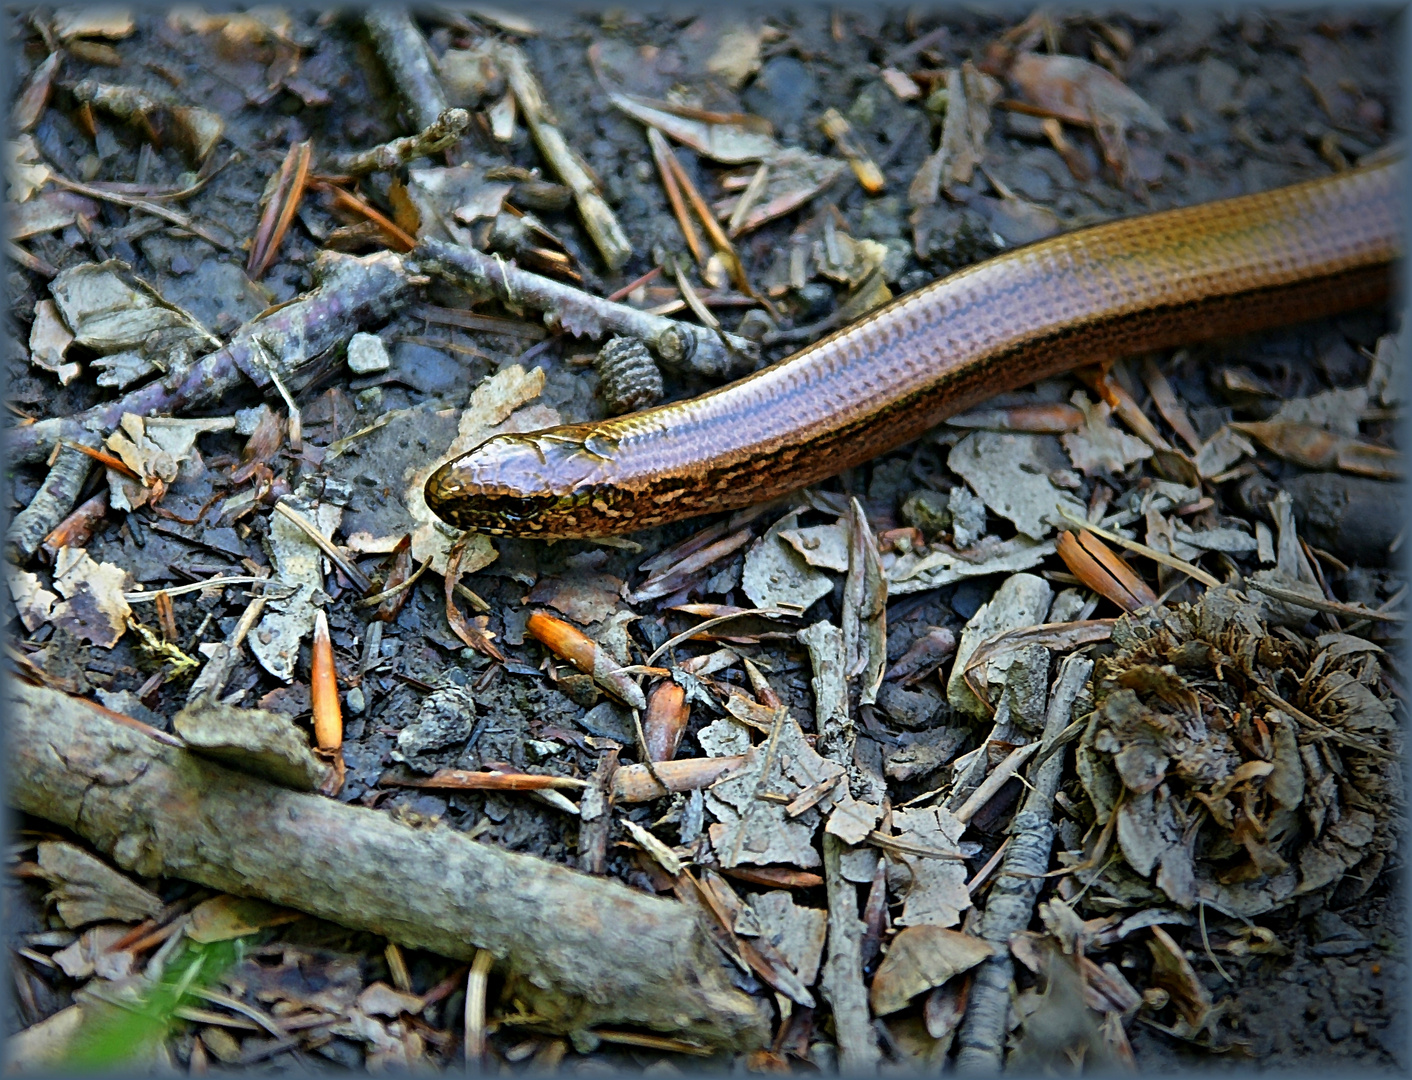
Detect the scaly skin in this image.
<box><xmin>426</xmin><ymin>160</ymin><xmax>1401</xmax><ymax>538</ymax></box>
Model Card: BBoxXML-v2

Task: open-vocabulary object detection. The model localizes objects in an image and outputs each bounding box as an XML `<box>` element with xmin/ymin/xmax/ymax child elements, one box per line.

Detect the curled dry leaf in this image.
<box><xmin>9</xmin><ymin>135</ymin><xmax>52</xmax><ymax>203</ymax></box>
<box><xmin>36</xmin><ymin>841</ymin><xmax>163</xmax><ymax>928</ymax></box>
<box><xmin>49</xmin><ymin>546</ymin><xmax>132</xmax><ymax>648</ymax></box>
<box><xmin>1231</xmin><ymin>420</ymin><xmax>1400</xmax><ymax>481</ymax></box>
<box><xmin>1146</xmin><ymin>925</ymin><xmax>1212</xmax><ymax>1030</ymax></box>
<box><xmin>1055</xmin><ymin>530</ymin><xmax>1156</xmax><ymax>613</ymax></box>
<box><xmin>869</xmin><ymin>925</ymin><xmax>994</xmax><ymax>1015</ymax></box>
<box><xmin>643</xmin><ymin>679</ymin><xmax>690</xmax><ymax>763</ymax></box>
<box><xmin>27</xmin><ymin>299</ymin><xmax>79</xmax><ymax>385</ymax></box>
<box><xmin>187</xmin><ymin>894</ymin><xmax>303</xmax><ymax>943</ymax></box>
<box><xmin>9</xmin><ymin>569</ymin><xmax>58</xmax><ymax>633</ymax></box>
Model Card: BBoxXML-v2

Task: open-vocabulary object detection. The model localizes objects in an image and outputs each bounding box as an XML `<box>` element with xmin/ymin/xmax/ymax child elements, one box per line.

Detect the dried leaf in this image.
<box><xmin>870</xmin><ymin>926</ymin><xmax>994</xmax><ymax>1015</ymax></box>
<box><xmin>1061</xmin><ymin>392</ymin><xmax>1154</xmax><ymax>476</ymax></box>
<box><xmin>37</xmin><ymin>841</ymin><xmax>163</xmax><ymax>927</ymax></box>
<box><xmin>50</xmin><ymin>546</ymin><xmax>131</xmax><ymax>648</ymax></box>
<box><xmin>1009</xmin><ymin>52</ymin><xmax>1168</xmax><ymax>132</ymax></box>
<box><xmin>706</xmin><ymin>711</ymin><xmax>845</xmax><ymax>868</ymax></box>
<box><xmin>188</xmin><ymin>894</ymin><xmax>303</xmax><ymax>943</ymax></box>
<box><xmin>948</xmin><ymin>431</ymin><xmax>1085</xmax><ymax>540</ymax></box>
<box><xmin>885</xmin><ymin>805</ymin><xmax>972</xmax><ymax>927</ymax></box>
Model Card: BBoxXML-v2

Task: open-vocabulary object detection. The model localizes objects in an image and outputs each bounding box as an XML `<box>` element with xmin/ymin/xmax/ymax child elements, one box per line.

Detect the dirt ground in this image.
<box><xmin>5</xmin><ymin>6</ymin><xmax>1405</xmax><ymax>1073</ymax></box>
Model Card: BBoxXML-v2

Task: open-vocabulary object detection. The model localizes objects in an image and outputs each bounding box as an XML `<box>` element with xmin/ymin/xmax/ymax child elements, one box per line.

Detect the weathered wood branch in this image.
<box><xmin>7</xmin><ymin>251</ymin><xmax>410</xmax><ymax>467</ymax></box>
<box><xmin>953</xmin><ymin>654</ymin><xmax>1094</xmax><ymax>1073</ymax></box>
<box><xmin>7</xmin><ymin>682</ymin><xmax>770</xmax><ymax>1049</ymax></box>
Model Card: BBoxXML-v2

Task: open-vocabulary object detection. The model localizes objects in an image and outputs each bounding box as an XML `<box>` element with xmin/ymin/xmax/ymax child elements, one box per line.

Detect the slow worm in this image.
<box><xmin>426</xmin><ymin>161</ymin><xmax>1401</xmax><ymax>538</ymax></box>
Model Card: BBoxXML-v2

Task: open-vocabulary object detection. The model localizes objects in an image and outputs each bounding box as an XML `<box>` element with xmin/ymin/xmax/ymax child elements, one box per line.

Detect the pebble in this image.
<box><xmin>355</xmin><ymin>386</ymin><xmax>382</xmax><ymax>412</ymax></box>
<box><xmin>1196</xmin><ymin>57</ymin><xmax>1241</xmax><ymax>114</ymax></box>
<box><xmin>347</xmin><ymin>332</ymin><xmax>391</xmax><ymax>374</ymax></box>
<box><xmin>1325</xmin><ymin>1015</ymin><xmax>1353</xmax><ymax>1042</ymax></box>
<box><xmin>901</xmin><ymin>489</ymin><xmax>951</xmax><ymax>538</ymax></box>
<box><xmin>345</xmin><ymin>686</ymin><xmax>365</xmax><ymax>714</ymax></box>
<box><xmin>744</xmin><ymin>55</ymin><xmax>816</xmax><ymax>128</ymax></box>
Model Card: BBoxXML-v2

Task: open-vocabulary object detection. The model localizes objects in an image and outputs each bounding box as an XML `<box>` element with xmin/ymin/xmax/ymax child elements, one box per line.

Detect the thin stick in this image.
<box><xmin>953</xmin><ymin>742</ymin><xmax>1042</xmax><ymax>825</ymax></box>
<box><xmin>416</xmin><ymin>236</ymin><xmax>758</xmax><ymax>379</ymax></box>
<box><xmin>1057</xmin><ymin>506</ymin><xmax>1220</xmax><ymax>587</ymax></box>
<box><xmin>273</xmin><ymin>501</ymin><xmax>372</xmax><ymax>592</ymax></box>
<box><xmin>464</xmin><ymin>948</ymin><xmax>495</xmax><ymax>1065</ymax></box>
<box><xmin>329</xmin><ymin>108</ymin><xmax>470</xmax><ymax>176</ymax></box>
<box><xmin>1245</xmin><ymin>578</ymin><xmax>1403</xmax><ymax>623</ymax></box>
<box><xmin>124</xmin><ymin>576</ymin><xmax>286</xmax><ymax>603</ymax></box>
<box><xmin>49</xmin><ymin>173</ymin><xmax>237</xmax><ymax>253</ymax></box>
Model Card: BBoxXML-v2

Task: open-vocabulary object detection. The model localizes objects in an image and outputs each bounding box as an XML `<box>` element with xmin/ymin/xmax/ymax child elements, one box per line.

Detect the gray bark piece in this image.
<box><xmin>799</xmin><ymin>621</ymin><xmax>852</xmax><ymax>762</ymax></box>
<box><xmin>820</xmin><ymin>834</ymin><xmax>880</xmax><ymax>1073</ymax></box>
<box><xmin>954</xmin><ymin>654</ymin><xmax>1094</xmax><ymax>1073</ymax></box>
<box><xmin>6</xmin><ymin>441</ymin><xmax>96</xmax><ymax>563</ymax></box>
<box><xmin>173</xmin><ymin>702</ymin><xmax>333</xmax><ymax>793</ymax></box>
<box><xmin>8</xmin><ymin>682</ymin><xmax>770</xmax><ymax>1049</ymax></box>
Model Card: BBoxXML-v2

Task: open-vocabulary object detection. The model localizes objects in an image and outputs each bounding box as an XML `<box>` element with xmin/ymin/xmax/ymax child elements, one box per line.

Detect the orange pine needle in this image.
<box><xmin>310</xmin><ymin>608</ymin><xmax>342</xmax><ymax>751</ymax></box>
<box><xmin>647</xmin><ymin>128</ymin><xmax>706</xmax><ymax>267</ymax></box>
<box><xmin>63</xmin><ymin>440</ymin><xmax>142</xmax><ymax>482</ymax></box>
<box><xmin>254</xmin><ymin>139</ymin><xmax>313</xmax><ymax>280</ymax></box>
<box><xmin>313</xmin><ymin>179</ymin><xmax>417</xmax><ymax>252</ymax></box>
<box><xmin>642</xmin><ymin>680</ymin><xmax>689</xmax><ymax>763</ymax></box>
<box><xmin>1056</xmin><ymin>530</ymin><xmax>1157</xmax><ymax>613</ymax></box>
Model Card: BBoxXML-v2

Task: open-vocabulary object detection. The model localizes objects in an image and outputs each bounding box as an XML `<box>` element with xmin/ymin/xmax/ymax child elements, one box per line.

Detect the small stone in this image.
<box><xmin>1195</xmin><ymin>57</ymin><xmax>1241</xmax><ymax>115</ymax></box>
<box><xmin>355</xmin><ymin>386</ymin><xmax>383</xmax><ymax>412</ymax></box>
<box><xmin>948</xmin><ymin>485</ymin><xmax>988</xmax><ymax>549</ymax></box>
<box><xmin>234</xmin><ymin>406</ymin><xmax>266</xmax><ymax>435</ymax></box>
<box><xmin>901</xmin><ymin>489</ymin><xmax>951</xmax><ymax>538</ymax></box>
<box><xmin>743</xmin><ymin>55</ymin><xmax>817</xmax><ymax>128</ymax></box>
<box><xmin>1325</xmin><ymin>1015</ymin><xmax>1353</xmax><ymax>1041</ymax></box>
<box><xmin>347</xmin><ymin>332</ymin><xmax>390</xmax><ymax>374</ymax></box>
<box><xmin>345</xmin><ymin>686</ymin><xmax>365</xmax><ymax>715</ymax></box>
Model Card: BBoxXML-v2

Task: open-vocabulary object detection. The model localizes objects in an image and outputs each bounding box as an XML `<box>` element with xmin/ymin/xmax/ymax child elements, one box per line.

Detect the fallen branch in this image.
<box><xmin>364</xmin><ymin>9</ymin><xmax>449</xmax><ymax>132</ymax></box>
<box><xmin>7</xmin><ymin>251</ymin><xmax>410</xmax><ymax>467</ymax></box>
<box><xmin>495</xmin><ymin>41</ymin><xmax>631</xmax><ymax>270</ymax></box>
<box><xmin>8</xmin><ymin>682</ymin><xmax>770</xmax><ymax>1049</ymax></box>
<box><xmin>954</xmin><ymin>653</ymin><xmax>1094</xmax><ymax>1072</ymax></box>
<box><xmin>819</xmin><ymin>834</ymin><xmax>880</xmax><ymax>1071</ymax></box>
<box><xmin>327</xmin><ymin>108</ymin><xmax>471</xmax><ymax>176</ymax></box>
<box><xmin>415</xmin><ymin>237</ymin><xmax>759</xmax><ymax>379</ymax></box>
